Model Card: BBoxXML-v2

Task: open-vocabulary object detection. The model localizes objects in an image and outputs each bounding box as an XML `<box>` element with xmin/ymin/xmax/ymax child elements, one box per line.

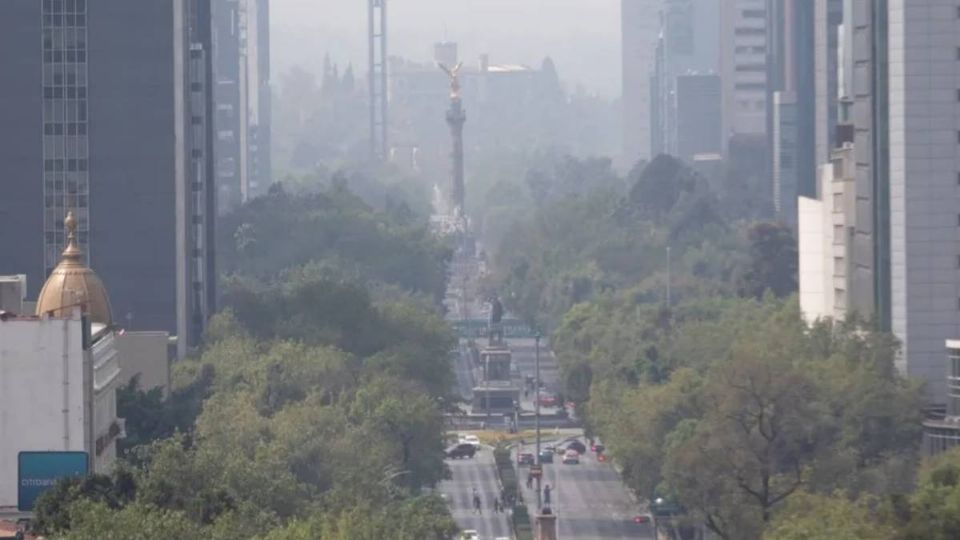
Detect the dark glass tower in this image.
<box><xmin>0</xmin><ymin>0</ymin><xmax>216</xmax><ymax>356</ymax></box>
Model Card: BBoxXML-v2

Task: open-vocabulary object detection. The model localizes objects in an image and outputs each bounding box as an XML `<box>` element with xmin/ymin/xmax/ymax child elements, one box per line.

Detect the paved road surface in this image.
<box><xmin>517</xmin><ymin>440</ymin><xmax>656</xmax><ymax>540</ymax></box>
<box><xmin>438</xmin><ymin>449</ymin><xmax>512</xmax><ymax>539</ymax></box>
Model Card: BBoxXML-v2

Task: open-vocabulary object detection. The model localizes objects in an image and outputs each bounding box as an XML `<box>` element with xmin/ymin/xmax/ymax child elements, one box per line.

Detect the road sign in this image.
<box><xmin>18</xmin><ymin>451</ymin><xmax>88</xmax><ymax>511</ymax></box>
<box><xmin>530</xmin><ymin>464</ymin><xmax>543</xmax><ymax>478</ymax></box>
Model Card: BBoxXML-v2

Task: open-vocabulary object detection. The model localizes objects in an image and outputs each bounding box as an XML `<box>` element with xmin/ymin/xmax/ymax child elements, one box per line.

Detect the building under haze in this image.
<box><xmin>719</xmin><ymin>0</ymin><xmax>769</xmax><ymax>140</ymax></box>
<box><xmin>674</xmin><ymin>75</ymin><xmax>723</xmax><ymax>161</ymax></box>
<box><xmin>621</xmin><ymin>0</ymin><xmax>662</xmax><ymax>167</ymax></box>
<box><xmin>650</xmin><ymin>0</ymin><xmax>721</xmax><ymax>160</ymax></box>
<box><xmin>799</xmin><ymin>0</ymin><xmax>960</xmax><ymax>404</ymax></box>
<box><xmin>886</xmin><ymin>0</ymin><xmax>960</xmax><ymax>402</ymax></box>
<box><xmin>767</xmin><ymin>0</ymin><xmax>815</xmax><ymax>228</ymax></box>
<box><xmin>212</xmin><ymin>0</ymin><xmax>273</xmax><ymax>214</ymax></box>
<box><xmin>0</xmin><ymin>0</ymin><xmax>217</xmax><ymax>357</ymax></box>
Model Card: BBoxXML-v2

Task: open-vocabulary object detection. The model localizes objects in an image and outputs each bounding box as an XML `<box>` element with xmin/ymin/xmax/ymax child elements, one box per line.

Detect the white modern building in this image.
<box><xmin>0</xmin><ymin>214</ymin><xmax>121</xmax><ymax>510</ymax></box>
<box><xmin>799</xmin><ymin>144</ymin><xmax>874</xmax><ymax>323</ymax></box>
<box><xmin>0</xmin><ymin>313</ymin><xmax>122</xmax><ymax>509</ymax></box>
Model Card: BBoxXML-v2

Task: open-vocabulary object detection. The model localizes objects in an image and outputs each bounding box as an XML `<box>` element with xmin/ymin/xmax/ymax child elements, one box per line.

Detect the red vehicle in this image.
<box><xmin>634</xmin><ymin>515</ymin><xmax>650</xmax><ymax>524</ymax></box>
<box><xmin>517</xmin><ymin>452</ymin><xmax>535</xmax><ymax>466</ymax></box>
<box><xmin>538</xmin><ymin>394</ymin><xmax>557</xmax><ymax>407</ymax></box>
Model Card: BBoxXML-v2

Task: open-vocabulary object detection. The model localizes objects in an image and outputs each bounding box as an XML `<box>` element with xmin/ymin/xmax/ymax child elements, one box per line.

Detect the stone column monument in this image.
<box><xmin>439</xmin><ymin>62</ymin><xmax>466</xmax><ymax>220</ymax></box>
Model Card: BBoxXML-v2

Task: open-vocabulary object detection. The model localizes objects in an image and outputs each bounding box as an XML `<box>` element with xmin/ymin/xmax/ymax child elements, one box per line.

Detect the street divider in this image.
<box><xmin>493</xmin><ymin>443</ymin><xmax>533</xmax><ymax>540</ymax></box>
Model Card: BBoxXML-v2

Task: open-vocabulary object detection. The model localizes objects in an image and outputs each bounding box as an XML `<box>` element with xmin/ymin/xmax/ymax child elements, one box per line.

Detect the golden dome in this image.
<box><xmin>36</xmin><ymin>212</ymin><xmax>113</xmax><ymax>325</ymax></box>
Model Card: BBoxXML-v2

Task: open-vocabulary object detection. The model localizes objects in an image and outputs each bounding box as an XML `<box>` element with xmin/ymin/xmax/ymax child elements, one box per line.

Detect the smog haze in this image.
<box><xmin>272</xmin><ymin>0</ymin><xmax>621</xmax><ymax>96</ymax></box>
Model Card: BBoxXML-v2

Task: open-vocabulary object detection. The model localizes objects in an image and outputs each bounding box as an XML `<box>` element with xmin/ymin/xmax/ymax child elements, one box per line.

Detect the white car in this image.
<box><xmin>461</xmin><ymin>530</ymin><xmax>480</xmax><ymax>540</ymax></box>
<box><xmin>459</xmin><ymin>434</ymin><xmax>481</xmax><ymax>448</ymax></box>
<box><xmin>562</xmin><ymin>449</ymin><xmax>580</xmax><ymax>465</ymax></box>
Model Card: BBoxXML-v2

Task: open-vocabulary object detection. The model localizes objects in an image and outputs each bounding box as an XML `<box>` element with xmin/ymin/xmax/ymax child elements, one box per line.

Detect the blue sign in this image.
<box><xmin>18</xmin><ymin>451</ymin><xmax>88</xmax><ymax>511</ymax></box>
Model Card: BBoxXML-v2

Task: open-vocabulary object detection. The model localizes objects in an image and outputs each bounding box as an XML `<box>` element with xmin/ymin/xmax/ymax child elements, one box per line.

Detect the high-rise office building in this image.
<box><xmin>720</xmin><ymin>0</ymin><xmax>769</xmax><ymax>139</ymax></box>
<box><xmin>813</xmin><ymin>0</ymin><xmax>844</xmax><ymax>165</ymax></box>
<box><xmin>675</xmin><ymin>74</ymin><xmax>723</xmax><ymax>160</ymax></box>
<box><xmin>887</xmin><ymin>0</ymin><xmax>960</xmax><ymax>401</ymax></box>
<box><xmin>212</xmin><ymin>0</ymin><xmax>272</xmax><ymax>215</ymax></box>
<box><xmin>622</xmin><ymin>0</ymin><xmax>662</xmax><ymax>167</ymax></box>
<box><xmin>801</xmin><ymin>0</ymin><xmax>960</xmax><ymax>403</ymax></box>
<box><xmin>767</xmin><ymin>0</ymin><xmax>815</xmax><ymax>227</ymax></box>
<box><xmin>650</xmin><ymin>0</ymin><xmax>721</xmax><ymax>159</ymax></box>
<box><xmin>0</xmin><ymin>0</ymin><xmax>216</xmax><ymax>358</ymax></box>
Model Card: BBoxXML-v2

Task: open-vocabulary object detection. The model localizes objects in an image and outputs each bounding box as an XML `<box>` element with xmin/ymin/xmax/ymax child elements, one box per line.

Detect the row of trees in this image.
<box><xmin>481</xmin><ymin>152</ymin><xmax>951</xmax><ymax>538</ymax></box>
<box><xmin>34</xmin><ymin>182</ymin><xmax>460</xmax><ymax>538</ymax></box>
<box><xmin>486</xmin><ymin>153</ymin><xmax>796</xmax><ymax>329</ymax></box>
<box><xmin>578</xmin><ymin>299</ymin><xmax>922</xmax><ymax>538</ymax></box>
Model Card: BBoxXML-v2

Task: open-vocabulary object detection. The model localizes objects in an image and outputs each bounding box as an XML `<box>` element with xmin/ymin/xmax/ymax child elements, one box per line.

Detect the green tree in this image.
<box><xmin>898</xmin><ymin>448</ymin><xmax>960</xmax><ymax>539</ymax></box>
<box><xmin>60</xmin><ymin>501</ymin><xmax>206</xmax><ymax>540</ymax></box>
<box><xmin>736</xmin><ymin>222</ymin><xmax>797</xmax><ymax>299</ymax></box>
<box><xmin>764</xmin><ymin>491</ymin><xmax>897</xmax><ymax>540</ymax></box>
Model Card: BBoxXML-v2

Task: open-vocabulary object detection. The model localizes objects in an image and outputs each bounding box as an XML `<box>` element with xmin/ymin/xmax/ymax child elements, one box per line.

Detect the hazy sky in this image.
<box><xmin>270</xmin><ymin>0</ymin><xmax>622</xmax><ymax>97</ymax></box>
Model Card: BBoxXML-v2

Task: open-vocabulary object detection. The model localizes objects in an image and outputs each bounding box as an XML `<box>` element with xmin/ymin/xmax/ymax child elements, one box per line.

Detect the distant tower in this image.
<box><xmin>440</xmin><ymin>63</ymin><xmax>467</xmax><ymax>217</ymax></box>
<box><xmin>368</xmin><ymin>0</ymin><xmax>388</xmax><ymax>161</ymax></box>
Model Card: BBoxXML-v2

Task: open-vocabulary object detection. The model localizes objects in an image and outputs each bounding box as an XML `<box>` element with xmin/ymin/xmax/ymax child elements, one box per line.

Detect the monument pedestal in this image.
<box><xmin>536</xmin><ymin>510</ymin><xmax>557</xmax><ymax>540</ymax></box>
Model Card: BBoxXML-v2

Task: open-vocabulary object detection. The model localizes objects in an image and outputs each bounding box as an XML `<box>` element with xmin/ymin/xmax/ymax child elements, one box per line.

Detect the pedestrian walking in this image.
<box><xmin>544</xmin><ymin>484</ymin><xmax>552</xmax><ymax>506</ymax></box>
<box><xmin>473</xmin><ymin>491</ymin><xmax>482</xmax><ymax>514</ymax></box>
<box><xmin>526</xmin><ymin>473</ymin><xmax>533</xmax><ymax>489</ymax></box>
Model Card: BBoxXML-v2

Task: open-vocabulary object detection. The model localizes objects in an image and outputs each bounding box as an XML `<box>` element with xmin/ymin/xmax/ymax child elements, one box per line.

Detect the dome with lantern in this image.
<box><xmin>35</xmin><ymin>211</ymin><xmax>113</xmax><ymax>325</ymax></box>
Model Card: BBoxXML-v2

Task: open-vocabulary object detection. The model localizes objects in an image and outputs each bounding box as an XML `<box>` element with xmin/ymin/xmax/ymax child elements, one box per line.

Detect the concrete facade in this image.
<box><xmin>720</xmin><ymin>0</ymin><xmax>769</xmax><ymax>139</ymax></box>
<box><xmin>0</xmin><ymin>276</ymin><xmax>27</xmax><ymax>315</ymax></box>
<box><xmin>116</xmin><ymin>331</ymin><xmax>171</xmax><ymax>397</ymax></box>
<box><xmin>799</xmin><ymin>144</ymin><xmax>872</xmax><ymax>324</ymax></box>
<box><xmin>675</xmin><ymin>75</ymin><xmax>723</xmax><ymax>160</ymax></box>
<box><xmin>0</xmin><ymin>312</ymin><xmax>120</xmax><ymax>509</ymax></box>
<box><xmin>888</xmin><ymin>0</ymin><xmax>960</xmax><ymax>401</ymax></box>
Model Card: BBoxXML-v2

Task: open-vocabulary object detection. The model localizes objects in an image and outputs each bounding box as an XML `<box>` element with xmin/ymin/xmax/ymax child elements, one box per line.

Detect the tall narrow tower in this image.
<box><xmin>441</xmin><ymin>63</ymin><xmax>466</xmax><ymax>217</ymax></box>
<box><xmin>368</xmin><ymin>0</ymin><xmax>388</xmax><ymax>161</ymax></box>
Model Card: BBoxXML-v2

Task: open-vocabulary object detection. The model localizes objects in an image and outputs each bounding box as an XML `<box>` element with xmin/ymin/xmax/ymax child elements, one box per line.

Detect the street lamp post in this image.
<box><xmin>534</xmin><ymin>331</ymin><xmax>542</xmax><ymax>510</ymax></box>
<box><xmin>666</xmin><ymin>245</ymin><xmax>672</xmax><ymax>306</ymax></box>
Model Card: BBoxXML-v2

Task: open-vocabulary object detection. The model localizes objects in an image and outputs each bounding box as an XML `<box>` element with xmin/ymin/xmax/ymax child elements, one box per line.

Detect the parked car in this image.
<box><xmin>539</xmin><ymin>450</ymin><xmax>554</xmax><ymax>463</ymax></box>
<box><xmin>593</xmin><ymin>443</ymin><xmax>606</xmax><ymax>454</ymax></box>
<box><xmin>543</xmin><ymin>445</ymin><xmax>557</xmax><ymax>454</ymax></box>
<box><xmin>461</xmin><ymin>529</ymin><xmax>480</xmax><ymax>540</ymax></box>
<box><xmin>562</xmin><ymin>449</ymin><xmax>580</xmax><ymax>465</ymax></box>
<box><xmin>634</xmin><ymin>515</ymin><xmax>651</xmax><ymax>524</ymax></box>
<box><xmin>459</xmin><ymin>434</ymin><xmax>481</xmax><ymax>448</ymax></box>
<box><xmin>517</xmin><ymin>452</ymin><xmax>535</xmax><ymax>466</ymax></box>
<box><xmin>446</xmin><ymin>443</ymin><xmax>477</xmax><ymax>459</ymax></box>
